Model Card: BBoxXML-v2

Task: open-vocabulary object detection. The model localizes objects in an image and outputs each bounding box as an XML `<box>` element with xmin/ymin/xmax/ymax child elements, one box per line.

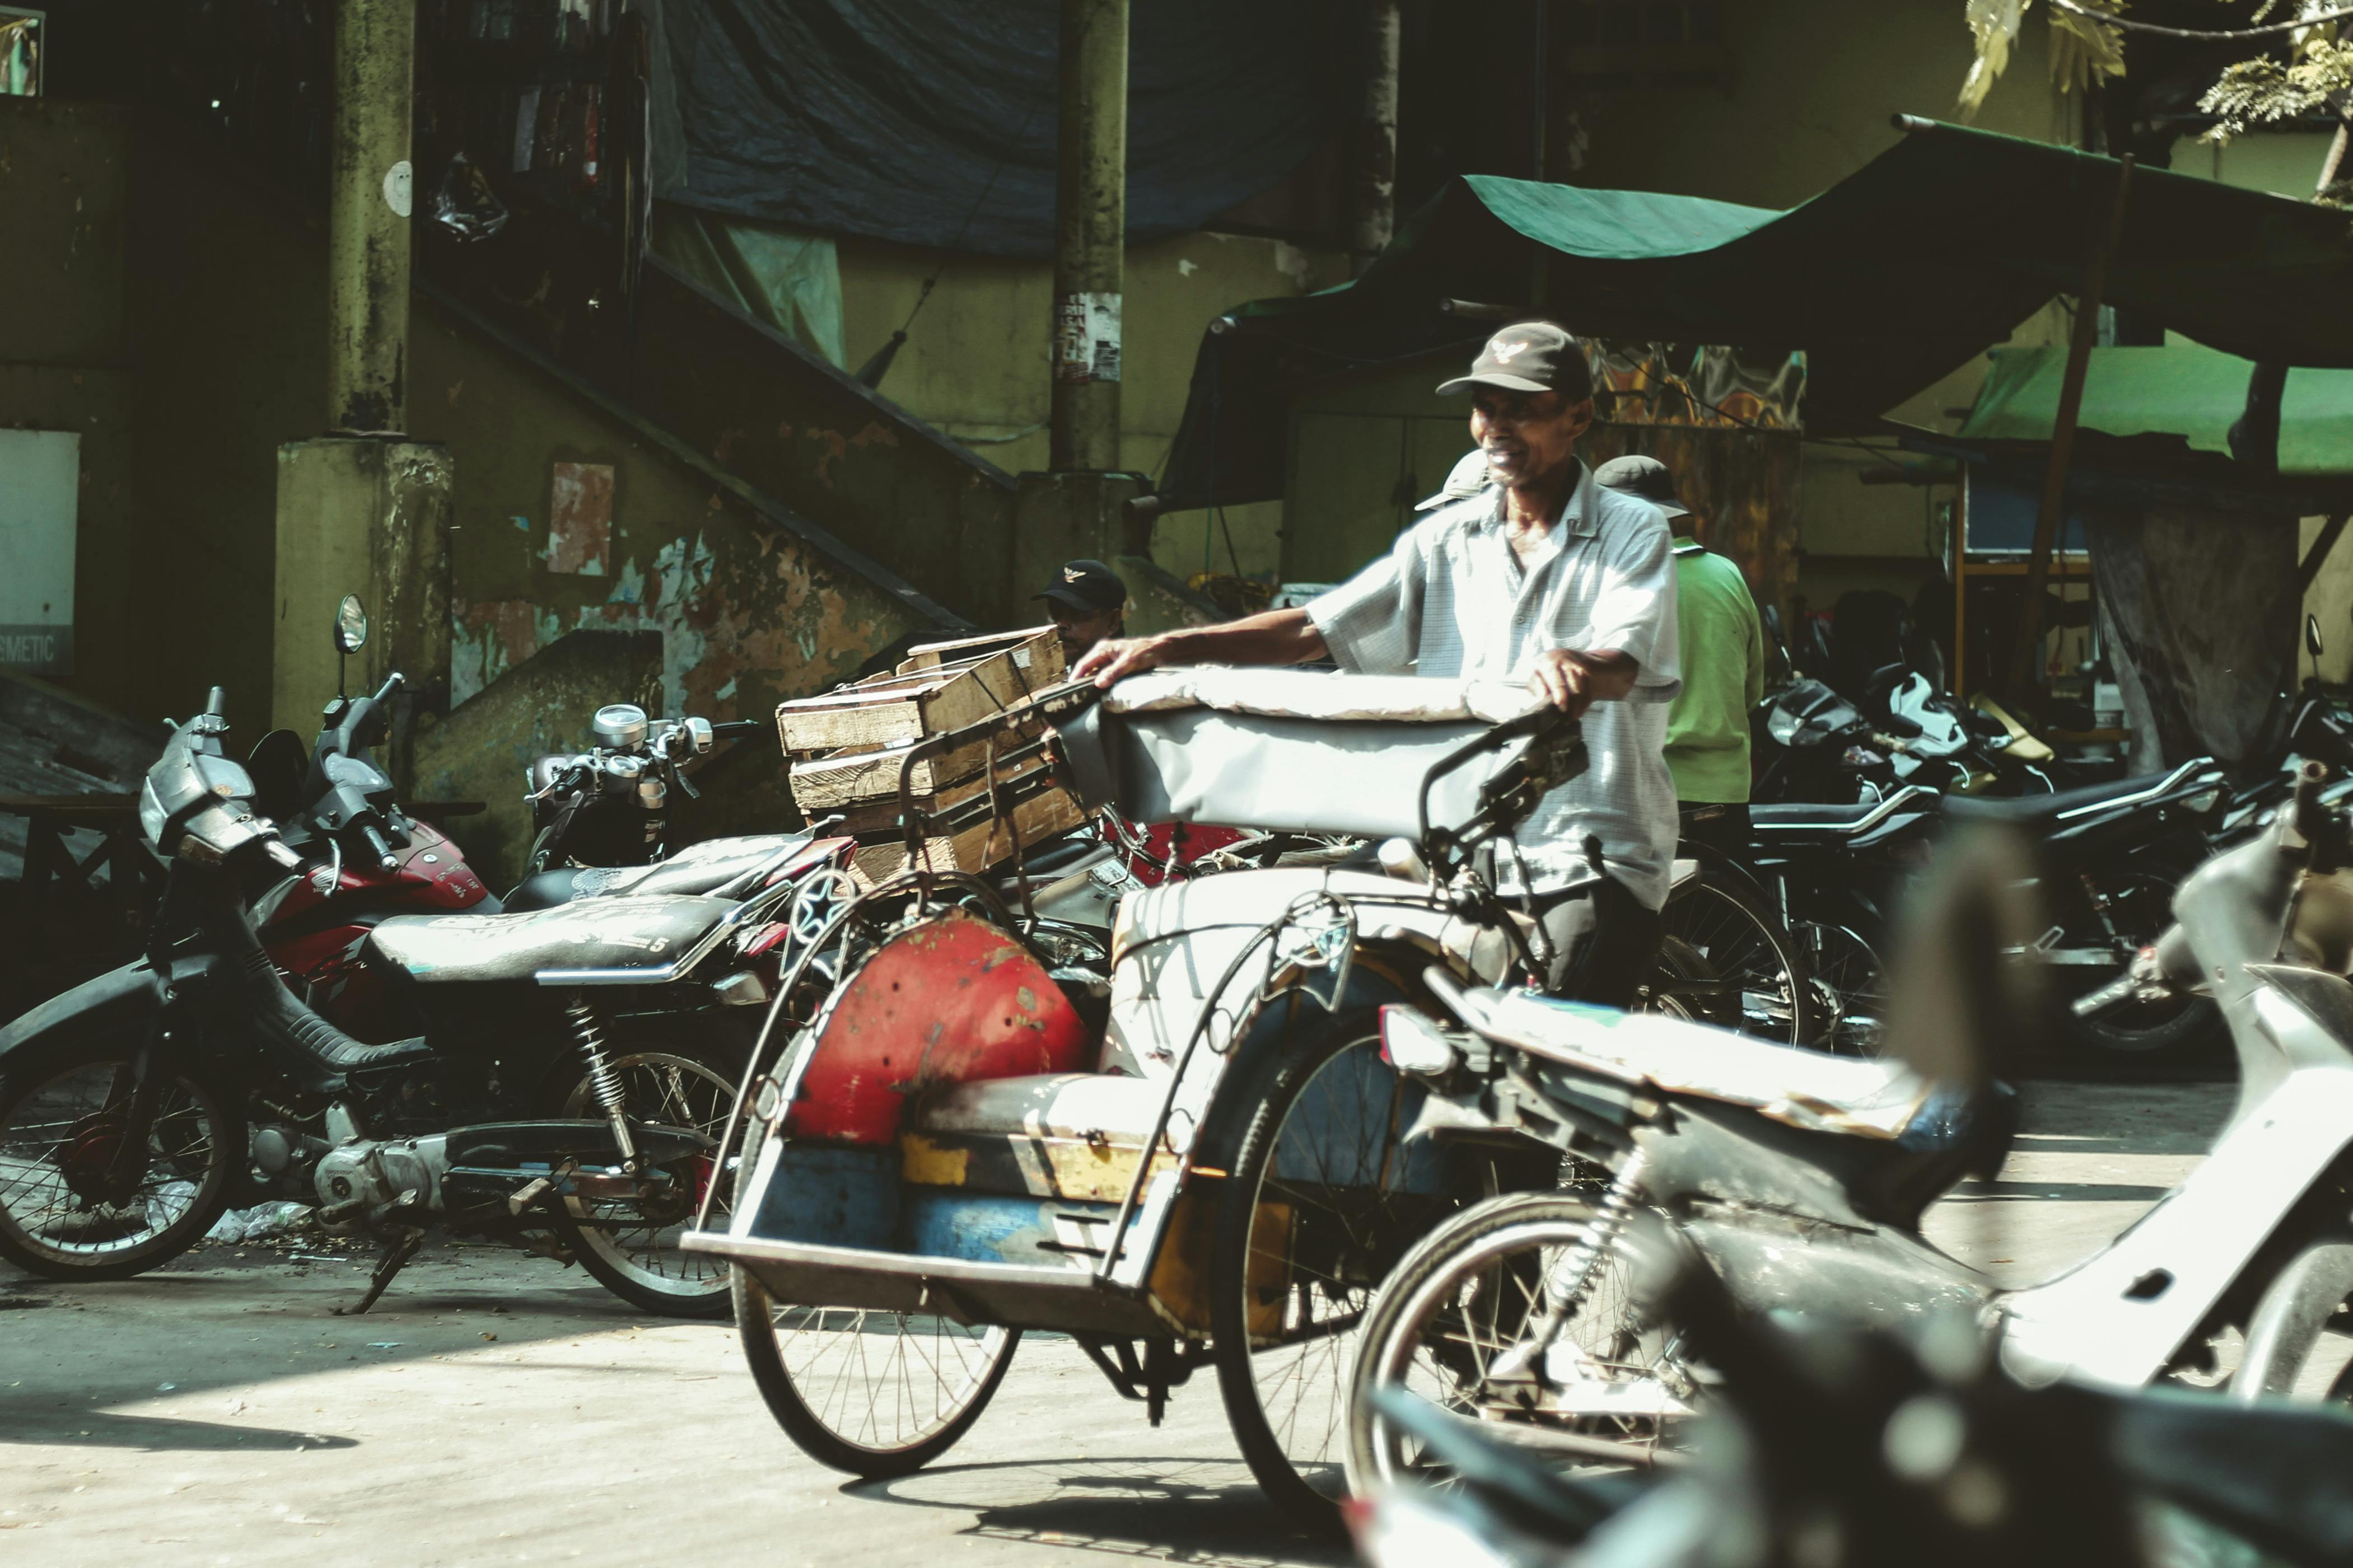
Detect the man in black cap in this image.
<box><xmin>1074</xmin><ymin>322</ymin><xmax>1680</xmax><ymax>1004</ymax></box>
<box><xmin>1037</xmin><ymin>558</ymin><xmax>1128</xmax><ymax>666</ymax></box>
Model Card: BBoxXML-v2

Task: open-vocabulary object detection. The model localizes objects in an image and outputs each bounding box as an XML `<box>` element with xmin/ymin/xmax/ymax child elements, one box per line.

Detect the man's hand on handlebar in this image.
<box><xmin>1525</xmin><ymin>648</ymin><xmax>1637</xmax><ymax>717</ymax></box>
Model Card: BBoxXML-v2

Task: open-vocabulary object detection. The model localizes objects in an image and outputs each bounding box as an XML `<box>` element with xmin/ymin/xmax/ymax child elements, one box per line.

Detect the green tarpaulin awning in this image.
<box><xmin>1164</xmin><ymin>118</ymin><xmax>2353</xmax><ymax>509</ymax></box>
<box><xmin>1959</xmin><ymin>343</ymin><xmax>2353</xmax><ymax>476</ymax></box>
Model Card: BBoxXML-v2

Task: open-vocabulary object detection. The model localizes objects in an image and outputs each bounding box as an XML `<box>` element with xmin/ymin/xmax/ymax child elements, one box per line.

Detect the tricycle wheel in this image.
<box><xmin>1209</xmin><ymin>1004</ymin><xmax>1462</xmax><ymax>1534</ymax></box>
<box><xmin>731</xmin><ymin>1117</ymin><xmax>1019</xmax><ymax>1477</ymax></box>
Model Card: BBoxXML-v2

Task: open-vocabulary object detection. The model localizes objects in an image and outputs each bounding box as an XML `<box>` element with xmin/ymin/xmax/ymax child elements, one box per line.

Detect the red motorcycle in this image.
<box><xmin>244</xmin><ymin>666</ymin><xmax>841</xmax><ymax>1042</ymax></box>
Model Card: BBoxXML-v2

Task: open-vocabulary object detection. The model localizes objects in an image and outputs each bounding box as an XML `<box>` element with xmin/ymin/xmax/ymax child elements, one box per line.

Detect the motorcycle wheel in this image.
<box><xmin>1210</xmin><ymin>1005</ymin><xmax>1467</xmax><ymax>1534</ymax></box>
<box><xmin>1658</xmin><ymin>871</ymin><xmax>1814</xmax><ymax>1046</ymax></box>
<box><xmin>2057</xmin><ymin>863</ymin><xmax>2228</xmax><ymax>1065</ymax></box>
<box><xmin>730</xmin><ymin>1114</ymin><xmax>1020</xmax><ymax>1477</ymax></box>
<box><xmin>2229</xmin><ymin>1228</ymin><xmax>2353</xmax><ymax>1403</ymax></box>
<box><xmin>1344</xmin><ymin>1191</ymin><xmax>1691</xmax><ymax>1499</ymax></box>
<box><xmin>557</xmin><ymin>1046</ymin><xmax>742</xmax><ymax>1318</ymax></box>
<box><xmin>0</xmin><ymin>1050</ymin><xmax>243</xmax><ymax>1281</ymax></box>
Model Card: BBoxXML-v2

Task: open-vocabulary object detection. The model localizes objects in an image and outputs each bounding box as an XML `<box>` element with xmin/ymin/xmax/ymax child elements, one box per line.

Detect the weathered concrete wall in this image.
<box><xmin>834</xmin><ymin>229</ymin><xmax>1350</xmax><ymax>592</ymax></box>
<box><xmin>1</xmin><ymin>100</ymin><xmax>945</xmax><ymax>841</ymax></box>
<box><xmin>409</xmin><ymin>629</ymin><xmax>663</xmax><ymax>889</ymax></box>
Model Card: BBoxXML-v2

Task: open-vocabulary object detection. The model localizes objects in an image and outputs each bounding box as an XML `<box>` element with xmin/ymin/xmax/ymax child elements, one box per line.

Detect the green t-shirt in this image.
<box><xmin>1664</xmin><ymin>543</ymin><xmax>1764</xmax><ymax>803</ymax></box>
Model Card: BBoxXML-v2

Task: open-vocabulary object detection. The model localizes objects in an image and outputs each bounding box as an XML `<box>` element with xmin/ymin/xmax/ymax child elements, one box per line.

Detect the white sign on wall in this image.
<box><xmin>0</xmin><ymin>428</ymin><xmax>80</xmax><ymax>676</ymax></box>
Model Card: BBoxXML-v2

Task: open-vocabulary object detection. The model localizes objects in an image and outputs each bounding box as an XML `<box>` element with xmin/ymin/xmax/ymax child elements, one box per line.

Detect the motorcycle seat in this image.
<box><xmin>363</xmin><ymin>893</ymin><xmax>736</xmax><ymax>985</ymax></box>
<box><xmin>899</xmin><ymin>1072</ymin><xmax>1173</xmax><ymax>1204</ymax></box>
<box><xmin>1939</xmin><ymin>767</ymin><xmax>2193</xmax><ymax>828</ymax></box>
<box><xmin>504</xmin><ymin>835</ymin><xmax>822</xmax><ymax>913</ymax></box>
<box><xmin>1470</xmin><ymin>988</ymin><xmax>1933</xmax><ymax>1139</ymax></box>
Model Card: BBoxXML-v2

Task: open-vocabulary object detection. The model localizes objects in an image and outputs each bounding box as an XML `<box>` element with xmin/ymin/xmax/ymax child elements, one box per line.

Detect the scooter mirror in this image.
<box><xmin>2309</xmin><ymin>613</ymin><xmax>2325</xmax><ymax>661</ymax></box>
<box><xmin>334</xmin><ymin>595</ymin><xmax>370</xmax><ymax>655</ymax></box>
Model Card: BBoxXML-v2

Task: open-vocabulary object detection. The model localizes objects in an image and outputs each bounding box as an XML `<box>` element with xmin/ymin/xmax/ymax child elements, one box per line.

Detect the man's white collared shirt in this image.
<box><xmin>1306</xmin><ymin>462</ymin><xmax>1682</xmax><ymax>907</ymax></box>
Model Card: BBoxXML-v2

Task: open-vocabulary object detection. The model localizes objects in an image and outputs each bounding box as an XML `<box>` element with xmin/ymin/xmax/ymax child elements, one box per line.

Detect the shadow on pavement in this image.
<box><xmin>856</xmin><ymin>1455</ymin><xmax>1352</xmax><ymax>1567</ymax></box>
<box><xmin>0</xmin><ymin>1410</ymin><xmax>360</xmax><ymax>1452</ymax></box>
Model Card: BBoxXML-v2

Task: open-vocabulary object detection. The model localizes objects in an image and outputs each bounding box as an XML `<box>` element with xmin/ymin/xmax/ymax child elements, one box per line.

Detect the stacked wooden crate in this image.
<box><xmin>776</xmin><ymin>626</ymin><xmax>1087</xmax><ymax>884</ymax></box>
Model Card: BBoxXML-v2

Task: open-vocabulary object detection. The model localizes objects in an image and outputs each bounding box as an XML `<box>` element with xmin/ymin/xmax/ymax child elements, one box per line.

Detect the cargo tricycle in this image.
<box><xmin>684</xmin><ymin>667</ymin><xmax>1595</xmax><ymax>1529</ymax></box>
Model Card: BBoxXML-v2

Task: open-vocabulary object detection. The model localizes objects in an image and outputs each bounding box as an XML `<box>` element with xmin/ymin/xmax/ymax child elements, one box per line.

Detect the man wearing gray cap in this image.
<box><xmin>1073</xmin><ymin>321</ymin><xmax>1680</xmax><ymax>1004</ymax></box>
<box><xmin>1595</xmin><ymin>455</ymin><xmax>1763</xmax><ymax>853</ymax></box>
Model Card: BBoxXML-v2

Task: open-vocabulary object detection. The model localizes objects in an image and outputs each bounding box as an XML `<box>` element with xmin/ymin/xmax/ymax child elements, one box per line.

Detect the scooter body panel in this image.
<box><xmin>1999</xmin><ymin>1054</ymin><xmax>2353</xmax><ymax>1388</ymax></box>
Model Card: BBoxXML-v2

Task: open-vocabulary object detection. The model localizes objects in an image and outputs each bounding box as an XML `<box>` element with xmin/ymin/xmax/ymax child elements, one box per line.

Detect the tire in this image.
<box><xmin>0</xmin><ymin>1049</ymin><xmax>244</xmax><ymax>1281</ymax></box>
<box><xmin>731</xmin><ymin>1113</ymin><xmax>1019</xmax><ymax>1477</ymax></box>
<box><xmin>2056</xmin><ymin>859</ymin><xmax>2227</xmax><ymax>1066</ymax></box>
<box><xmin>1794</xmin><ymin>919</ymin><xmax>1890</xmax><ymax>1058</ymax></box>
<box><xmin>556</xmin><ymin>1045</ymin><xmax>744</xmax><ymax>1318</ymax></box>
<box><xmin>1659</xmin><ymin>869</ymin><xmax>1814</xmax><ymax>1046</ymax></box>
<box><xmin>1344</xmin><ymin>1191</ymin><xmax>1693</xmax><ymax>1497</ymax></box>
<box><xmin>1638</xmin><ymin>937</ymin><xmax>1719</xmax><ymax>1025</ymax></box>
<box><xmin>2230</xmin><ymin>1228</ymin><xmax>2353</xmax><ymax>1405</ymax></box>
<box><xmin>1209</xmin><ymin>1005</ymin><xmax>1472</xmax><ymax>1533</ymax></box>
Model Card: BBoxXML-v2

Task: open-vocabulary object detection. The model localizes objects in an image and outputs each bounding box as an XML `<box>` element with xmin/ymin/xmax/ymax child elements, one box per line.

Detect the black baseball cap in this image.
<box><xmin>1437</xmin><ymin>321</ymin><xmax>1595</xmax><ymax>401</ymax></box>
<box><xmin>1035</xmin><ymin>559</ymin><xmax>1127</xmax><ymax>615</ymax></box>
<box><xmin>1593</xmin><ymin>454</ymin><xmax>1691</xmax><ymax>518</ymax></box>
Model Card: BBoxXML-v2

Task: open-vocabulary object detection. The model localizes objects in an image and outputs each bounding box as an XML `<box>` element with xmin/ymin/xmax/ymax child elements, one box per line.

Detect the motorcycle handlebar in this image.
<box><xmin>711</xmin><ymin>719</ymin><xmax>765</xmax><ymax>738</ymax></box>
<box><xmin>358</xmin><ymin>822</ymin><xmax>399</xmax><ymax>872</ymax></box>
<box><xmin>371</xmin><ymin>670</ymin><xmax>405</xmax><ymax>705</ymax></box>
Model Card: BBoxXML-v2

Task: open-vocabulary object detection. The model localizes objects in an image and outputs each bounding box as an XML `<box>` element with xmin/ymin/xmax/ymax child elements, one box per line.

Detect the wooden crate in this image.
<box><xmin>775</xmin><ymin>626</ymin><xmax>1062</xmax><ymax>762</ymax></box>
<box><xmin>779</xmin><ymin>625</ymin><xmax>1083</xmax><ymax>876</ymax></box>
<box><xmin>830</xmin><ymin>746</ymin><xmax>1059</xmax><ymax>837</ymax></box>
<box><xmin>848</xmin><ymin>785</ymin><xmax>1090</xmax><ymax>887</ymax></box>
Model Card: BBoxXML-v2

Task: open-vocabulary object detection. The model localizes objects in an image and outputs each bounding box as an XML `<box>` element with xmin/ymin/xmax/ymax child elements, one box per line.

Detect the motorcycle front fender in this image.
<box><xmin>0</xmin><ymin>961</ymin><xmax>167</xmax><ymax>1080</ymax></box>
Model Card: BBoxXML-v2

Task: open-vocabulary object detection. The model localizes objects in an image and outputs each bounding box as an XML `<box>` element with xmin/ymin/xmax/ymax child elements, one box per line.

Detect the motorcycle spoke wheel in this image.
<box><xmin>734</xmin><ymin>1276</ymin><xmax>1019</xmax><ymax>1477</ymax></box>
<box><xmin>0</xmin><ymin>1056</ymin><xmax>240</xmax><ymax>1280</ymax></box>
<box><xmin>1659</xmin><ymin>877</ymin><xmax>1810</xmax><ymax>1046</ymax></box>
<box><xmin>561</xmin><ymin>1049</ymin><xmax>740</xmax><ymax>1318</ymax></box>
<box><xmin>1796</xmin><ymin>920</ymin><xmax>1889</xmax><ymax>1057</ymax></box>
<box><xmin>1347</xmin><ymin>1192</ymin><xmax>1691</xmax><ymax>1496</ymax></box>
<box><xmin>1212</xmin><ymin>1010</ymin><xmax>1450</xmax><ymax>1532</ymax></box>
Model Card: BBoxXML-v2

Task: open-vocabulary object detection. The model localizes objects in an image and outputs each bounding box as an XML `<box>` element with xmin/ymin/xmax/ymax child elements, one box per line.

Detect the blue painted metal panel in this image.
<box><xmin>747</xmin><ymin>1140</ymin><xmax>900</xmax><ymax>1249</ymax></box>
<box><xmin>899</xmin><ymin>1190</ymin><xmax>1128</xmax><ymax>1267</ymax></box>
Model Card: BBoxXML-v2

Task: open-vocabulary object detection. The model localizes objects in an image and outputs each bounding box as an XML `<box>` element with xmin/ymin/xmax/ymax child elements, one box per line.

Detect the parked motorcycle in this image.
<box><xmin>521</xmin><ymin>703</ymin><xmax>772</xmax><ymax>876</ymax></box>
<box><xmin>1343</xmin><ymin>763</ymin><xmax>2353</xmax><ymax>1486</ymax></box>
<box><xmin>0</xmin><ymin>686</ymin><xmax>825</xmax><ymax>1316</ymax></box>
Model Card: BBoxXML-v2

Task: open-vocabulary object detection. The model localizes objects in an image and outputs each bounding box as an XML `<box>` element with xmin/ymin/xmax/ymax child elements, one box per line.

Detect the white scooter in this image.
<box><xmin>1344</xmin><ymin>760</ymin><xmax>2353</xmax><ymax>1485</ymax></box>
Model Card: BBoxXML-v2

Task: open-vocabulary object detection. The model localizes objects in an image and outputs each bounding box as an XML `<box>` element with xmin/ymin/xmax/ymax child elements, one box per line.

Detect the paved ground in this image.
<box><xmin>0</xmin><ymin>1077</ymin><xmax>2234</xmax><ymax>1568</ymax></box>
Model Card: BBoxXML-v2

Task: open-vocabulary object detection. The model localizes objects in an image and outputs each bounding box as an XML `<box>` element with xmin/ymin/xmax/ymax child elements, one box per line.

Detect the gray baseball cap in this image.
<box><xmin>1593</xmin><ymin>454</ymin><xmax>1691</xmax><ymax>519</ymax></box>
<box><xmin>1437</xmin><ymin>321</ymin><xmax>1595</xmax><ymax>400</ymax></box>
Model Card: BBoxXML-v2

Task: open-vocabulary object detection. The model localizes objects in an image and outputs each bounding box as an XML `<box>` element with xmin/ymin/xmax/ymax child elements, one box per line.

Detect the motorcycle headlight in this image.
<box><xmin>1766</xmin><ymin>705</ymin><xmax>1804</xmax><ymax>746</ymax></box>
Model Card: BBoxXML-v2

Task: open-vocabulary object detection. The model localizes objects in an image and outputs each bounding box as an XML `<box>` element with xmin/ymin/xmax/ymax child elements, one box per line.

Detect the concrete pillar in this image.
<box><xmin>1049</xmin><ymin>0</ymin><xmax>1127</xmax><ymax>474</ymax></box>
<box><xmin>276</xmin><ymin>3</ymin><xmax>450</xmax><ymax>773</ymax></box>
<box><xmin>326</xmin><ymin>0</ymin><xmax>415</xmax><ymax>434</ymax></box>
<box><xmin>272</xmin><ymin>441</ymin><xmax>452</xmax><ymax>767</ymax></box>
<box><xmin>1349</xmin><ymin>1</ymin><xmax>1400</xmax><ymax>275</ymax></box>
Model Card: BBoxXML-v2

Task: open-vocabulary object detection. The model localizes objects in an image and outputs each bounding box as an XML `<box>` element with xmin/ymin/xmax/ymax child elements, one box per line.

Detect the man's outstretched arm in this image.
<box><xmin>1071</xmin><ymin>607</ymin><xmax>1329</xmax><ymax>687</ymax></box>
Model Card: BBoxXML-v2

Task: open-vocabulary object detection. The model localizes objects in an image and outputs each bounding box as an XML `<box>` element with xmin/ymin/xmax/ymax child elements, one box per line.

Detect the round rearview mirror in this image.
<box><xmin>334</xmin><ymin>595</ymin><xmax>371</xmax><ymax>655</ymax></box>
<box><xmin>2308</xmin><ymin>613</ymin><xmax>2326</xmax><ymax>660</ymax></box>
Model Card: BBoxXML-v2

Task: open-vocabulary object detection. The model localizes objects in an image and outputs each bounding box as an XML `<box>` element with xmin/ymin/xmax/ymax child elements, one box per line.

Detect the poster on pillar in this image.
<box><xmin>0</xmin><ymin>429</ymin><xmax>79</xmax><ymax>677</ymax></box>
<box><xmin>1056</xmin><ymin>292</ymin><xmax>1122</xmax><ymax>385</ymax></box>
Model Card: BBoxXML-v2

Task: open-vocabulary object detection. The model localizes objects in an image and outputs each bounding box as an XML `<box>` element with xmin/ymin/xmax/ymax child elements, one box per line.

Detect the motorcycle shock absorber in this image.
<box><xmin>566</xmin><ymin>996</ymin><xmax>641</xmax><ymax>1172</ymax></box>
<box><xmin>1486</xmin><ymin>1146</ymin><xmax>1652</xmax><ymax>1388</ymax></box>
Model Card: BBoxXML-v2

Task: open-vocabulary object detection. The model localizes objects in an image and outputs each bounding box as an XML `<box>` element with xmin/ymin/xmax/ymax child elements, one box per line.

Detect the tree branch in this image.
<box><xmin>2049</xmin><ymin>0</ymin><xmax>2353</xmax><ymax>40</ymax></box>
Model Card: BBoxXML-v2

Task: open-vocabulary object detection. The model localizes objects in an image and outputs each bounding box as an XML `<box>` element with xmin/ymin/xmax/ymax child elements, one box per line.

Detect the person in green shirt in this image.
<box><xmin>1595</xmin><ymin>455</ymin><xmax>1763</xmax><ymax>851</ymax></box>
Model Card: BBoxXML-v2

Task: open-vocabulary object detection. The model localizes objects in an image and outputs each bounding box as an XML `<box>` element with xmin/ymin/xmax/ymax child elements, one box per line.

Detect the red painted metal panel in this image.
<box><xmin>787</xmin><ymin>912</ymin><xmax>1093</xmax><ymax>1144</ymax></box>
